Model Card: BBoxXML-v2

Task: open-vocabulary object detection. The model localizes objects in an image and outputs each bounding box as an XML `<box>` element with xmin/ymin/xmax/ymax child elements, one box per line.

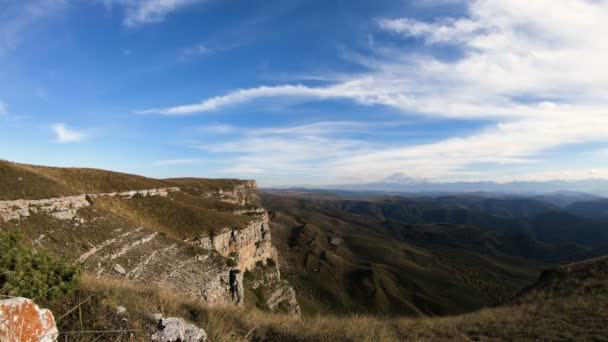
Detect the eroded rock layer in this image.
<box><xmin>0</xmin><ymin>181</ymin><xmax>300</xmax><ymax>314</ymax></box>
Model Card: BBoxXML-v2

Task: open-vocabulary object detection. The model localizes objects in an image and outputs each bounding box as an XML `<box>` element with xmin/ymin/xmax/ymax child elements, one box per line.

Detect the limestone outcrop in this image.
<box><xmin>0</xmin><ymin>297</ymin><xmax>59</xmax><ymax>342</ymax></box>
<box><xmin>0</xmin><ymin>187</ymin><xmax>180</xmax><ymax>222</ymax></box>
<box><xmin>246</xmin><ymin>263</ymin><xmax>301</xmax><ymax>316</ymax></box>
<box><xmin>150</xmin><ymin>314</ymin><xmax>208</xmax><ymax>342</ymax></box>
<box><xmin>0</xmin><ymin>181</ymin><xmax>300</xmax><ymax>314</ymax></box>
<box><xmin>195</xmin><ymin>211</ymin><xmax>278</xmax><ymax>271</ymax></box>
<box><xmin>200</xmin><ymin>180</ymin><xmax>259</xmax><ymax>205</ymax></box>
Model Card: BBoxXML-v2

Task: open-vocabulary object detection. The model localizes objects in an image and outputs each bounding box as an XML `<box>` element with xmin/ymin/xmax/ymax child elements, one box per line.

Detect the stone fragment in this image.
<box><xmin>114</xmin><ymin>263</ymin><xmax>126</xmax><ymax>274</ymax></box>
<box><xmin>0</xmin><ymin>297</ymin><xmax>59</xmax><ymax>342</ymax></box>
<box><xmin>151</xmin><ymin>315</ymin><xmax>207</xmax><ymax>342</ymax></box>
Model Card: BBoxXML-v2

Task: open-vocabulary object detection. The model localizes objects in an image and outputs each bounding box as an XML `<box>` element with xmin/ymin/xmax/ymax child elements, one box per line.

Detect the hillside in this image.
<box><xmin>0</xmin><ymin>161</ymin><xmax>300</xmax><ymax>320</ymax></box>
<box><xmin>566</xmin><ymin>198</ymin><xmax>608</xmax><ymax>220</ymax></box>
<box><xmin>40</xmin><ymin>256</ymin><xmax>608</xmax><ymax>341</ymax></box>
<box><xmin>0</xmin><ymin>160</ymin><xmax>252</xmax><ymax>200</ymax></box>
<box><xmin>261</xmin><ymin>189</ymin><xmax>608</xmax><ymax>318</ymax></box>
<box><xmin>263</xmin><ymin>194</ymin><xmax>545</xmax><ymax>316</ymax></box>
<box><xmin>1</xmin><ymin>161</ymin><xmax>607</xmax><ymax>341</ymax></box>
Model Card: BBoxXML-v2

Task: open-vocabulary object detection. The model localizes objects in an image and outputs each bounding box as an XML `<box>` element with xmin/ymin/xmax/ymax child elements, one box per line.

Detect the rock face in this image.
<box><xmin>0</xmin><ymin>181</ymin><xmax>300</xmax><ymax>314</ymax></box>
<box><xmin>195</xmin><ymin>211</ymin><xmax>278</xmax><ymax>271</ymax></box>
<box><xmin>200</xmin><ymin>180</ymin><xmax>259</xmax><ymax>205</ymax></box>
<box><xmin>151</xmin><ymin>315</ymin><xmax>207</xmax><ymax>342</ymax></box>
<box><xmin>246</xmin><ymin>263</ymin><xmax>301</xmax><ymax>316</ymax></box>
<box><xmin>0</xmin><ymin>187</ymin><xmax>180</xmax><ymax>222</ymax></box>
<box><xmin>0</xmin><ymin>297</ymin><xmax>59</xmax><ymax>342</ymax></box>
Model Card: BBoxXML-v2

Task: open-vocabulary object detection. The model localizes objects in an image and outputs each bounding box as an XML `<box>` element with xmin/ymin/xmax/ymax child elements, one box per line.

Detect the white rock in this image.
<box><xmin>151</xmin><ymin>316</ymin><xmax>207</xmax><ymax>342</ymax></box>
<box><xmin>114</xmin><ymin>264</ymin><xmax>126</xmax><ymax>274</ymax></box>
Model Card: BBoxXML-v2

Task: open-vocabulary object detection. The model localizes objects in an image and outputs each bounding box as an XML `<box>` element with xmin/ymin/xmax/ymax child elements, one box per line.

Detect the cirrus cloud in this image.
<box><xmin>144</xmin><ymin>0</ymin><xmax>608</xmax><ymax>183</ymax></box>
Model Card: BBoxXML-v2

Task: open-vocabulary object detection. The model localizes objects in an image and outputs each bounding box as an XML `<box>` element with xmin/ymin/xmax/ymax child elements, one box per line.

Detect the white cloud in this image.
<box><xmin>106</xmin><ymin>0</ymin><xmax>202</xmax><ymax>27</ymax></box>
<box><xmin>145</xmin><ymin>0</ymin><xmax>608</xmax><ymax>183</ymax></box>
<box><xmin>377</xmin><ymin>17</ymin><xmax>481</xmax><ymax>44</ymax></box>
<box><xmin>137</xmin><ymin>84</ymin><xmax>349</xmax><ymax>115</ymax></box>
<box><xmin>51</xmin><ymin>123</ymin><xmax>87</xmax><ymax>143</ymax></box>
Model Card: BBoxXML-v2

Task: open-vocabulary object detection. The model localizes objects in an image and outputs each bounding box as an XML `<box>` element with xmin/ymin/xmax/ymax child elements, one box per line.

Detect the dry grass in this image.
<box><xmin>43</xmin><ymin>272</ymin><xmax>608</xmax><ymax>342</ymax></box>
<box><xmin>94</xmin><ymin>195</ymin><xmax>254</xmax><ymax>239</ymax></box>
<box><xmin>0</xmin><ymin>160</ymin><xmax>255</xmax><ymax>201</ymax></box>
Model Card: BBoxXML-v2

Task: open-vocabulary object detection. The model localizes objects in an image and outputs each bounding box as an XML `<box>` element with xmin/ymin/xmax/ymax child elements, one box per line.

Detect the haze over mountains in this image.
<box><xmin>297</xmin><ymin>172</ymin><xmax>608</xmax><ymax>197</ymax></box>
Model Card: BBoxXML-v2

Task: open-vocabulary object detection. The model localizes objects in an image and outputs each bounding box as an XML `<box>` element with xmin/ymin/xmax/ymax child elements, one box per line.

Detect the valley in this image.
<box><xmin>0</xmin><ymin>161</ymin><xmax>607</xmax><ymax>341</ymax></box>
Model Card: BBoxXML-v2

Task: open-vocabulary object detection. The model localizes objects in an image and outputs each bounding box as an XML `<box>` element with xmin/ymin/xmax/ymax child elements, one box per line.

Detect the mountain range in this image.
<box><xmin>318</xmin><ymin>172</ymin><xmax>608</xmax><ymax>196</ymax></box>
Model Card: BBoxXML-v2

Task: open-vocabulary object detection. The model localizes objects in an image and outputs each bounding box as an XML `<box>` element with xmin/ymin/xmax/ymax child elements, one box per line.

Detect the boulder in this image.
<box><xmin>151</xmin><ymin>315</ymin><xmax>207</xmax><ymax>342</ymax></box>
<box><xmin>0</xmin><ymin>297</ymin><xmax>59</xmax><ymax>342</ymax></box>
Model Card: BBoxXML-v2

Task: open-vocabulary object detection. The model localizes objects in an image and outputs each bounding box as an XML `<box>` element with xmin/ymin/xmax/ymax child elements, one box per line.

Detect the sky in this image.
<box><xmin>1</xmin><ymin>0</ymin><xmax>608</xmax><ymax>186</ymax></box>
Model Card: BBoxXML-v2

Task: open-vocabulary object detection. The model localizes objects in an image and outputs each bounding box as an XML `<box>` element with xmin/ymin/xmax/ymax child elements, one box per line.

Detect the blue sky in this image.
<box><xmin>1</xmin><ymin>0</ymin><xmax>608</xmax><ymax>186</ymax></box>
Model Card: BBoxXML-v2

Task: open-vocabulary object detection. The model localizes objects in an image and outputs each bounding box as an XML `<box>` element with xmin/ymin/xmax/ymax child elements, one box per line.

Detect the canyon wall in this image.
<box><xmin>0</xmin><ymin>182</ymin><xmax>300</xmax><ymax>315</ymax></box>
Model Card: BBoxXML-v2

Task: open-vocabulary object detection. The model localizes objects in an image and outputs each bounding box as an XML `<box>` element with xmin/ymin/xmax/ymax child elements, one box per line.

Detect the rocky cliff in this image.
<box><xmin>0</xmin><ymin>168</ymin><xmax>299</xmax><ymax>315</ymax></box>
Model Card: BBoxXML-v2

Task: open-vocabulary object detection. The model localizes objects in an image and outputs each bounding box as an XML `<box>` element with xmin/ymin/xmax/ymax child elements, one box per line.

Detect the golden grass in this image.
<box><xmin>44</xmin><ymin>273</ymin><xmax>608</xmax><ymax>342</ymax></box>
<box><xmin>94</xmin><ymin>195</ymin><xmax>253</xmax><ymax>239</ymax></box>
<box><xmin>0</xmin><ymin>160</ymin><xmax>255</xmax><ymax>201</ymax></box>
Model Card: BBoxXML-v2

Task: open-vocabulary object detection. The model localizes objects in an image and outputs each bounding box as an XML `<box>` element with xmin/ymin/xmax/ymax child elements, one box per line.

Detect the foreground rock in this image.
<box><xmin>150</xmin><ymin>314</ymin><xmax>208</xmax><ymax>342</ymax></box>
<box><xmin>0</xmin><ymin>297</ymin><xmax>58</xmax><ymax>342</ymax></box>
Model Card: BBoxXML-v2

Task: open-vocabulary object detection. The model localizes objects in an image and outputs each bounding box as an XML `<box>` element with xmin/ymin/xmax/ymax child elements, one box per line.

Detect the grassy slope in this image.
<box><xmin>95</xmin><ymin>192</ymin><xmax>254</xmax><ymax>239</ymax></box>
<box><xmin>264</xmin><ymin>194</ymin><xmax>544</xmax><ymax>317</ymax></box>
<box><xmin>0</xmin><ymin>160</ymin><xmax>252</xmax><ymax>200</ymax></box>
<box><xmin>44</xmin><ymin>256</ymin><xmax>608</xmax><ymax>341</ymax></box>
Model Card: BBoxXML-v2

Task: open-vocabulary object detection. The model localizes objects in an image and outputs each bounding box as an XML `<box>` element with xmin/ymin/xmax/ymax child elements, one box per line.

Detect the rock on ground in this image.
<box><xmin>0</xmin><ymin>297</ymin><xmax>59</xmax><ymax>342</ymax></box>
<box><xmin>151</xmin><ymin>314</ymin><xmax>207</xmax><ymax>342</ymax></box>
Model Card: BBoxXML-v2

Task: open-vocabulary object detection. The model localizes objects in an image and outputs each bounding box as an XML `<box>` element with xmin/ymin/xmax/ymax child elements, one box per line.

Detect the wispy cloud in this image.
<box><xmin>197</xmin><ymin>123</ymin><xmax>238</xmax><ymax>134</ymax></box>
<box><xmin>51</xmin><ymin>123</ymin><xmax>87</xmax><ymax>143</ymax></box>
<box><xmin>153</xmin><ymin>0</ymin><xmax>608</xmax><ymax>183</ymax></box>
<box><xmin>0</xmin><ymin>0</ymin><xmax>67</xmax><ymax>56</ymax></box>
<box><xmin>105</xmin><ymin>0</ymin><xmax>203</xmax><ymax>27</ymax></box>
<box><xmin>177</xmin><ymin>41</ymin><xmax>240</xmax><ymax>61</ymax></box>
<box><xmin>179</xmin><ymin>43</ymin><xmax>214</xmax><ymax>59</ymax></box>
<box><xmin>136</xmin><ymin>84</ymin><xmax>347</xmax><ymax>115</ymax></box>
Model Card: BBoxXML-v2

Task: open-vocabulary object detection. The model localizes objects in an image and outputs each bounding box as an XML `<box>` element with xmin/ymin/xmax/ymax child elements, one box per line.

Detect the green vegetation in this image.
<box><xmin>225</xmin><ymin>253</ymin><xmax>239</xmax><ymax>267</ymax></box>
<box><xmin>0</xmin><ymin>232</ymin><xmax>81</xmax><ymax>300</ymax></box>
<box><xmin>226</xmin><ymin>258</ymin><xmax>237</xmax><ymax>267</ymax></box>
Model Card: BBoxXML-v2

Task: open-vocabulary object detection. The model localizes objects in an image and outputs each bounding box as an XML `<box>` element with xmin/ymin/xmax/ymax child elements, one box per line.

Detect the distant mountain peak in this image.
<box><xmin>382</xmin><ymin>173</ymin><xmax>433</xmax><ymax>185</ymax></box>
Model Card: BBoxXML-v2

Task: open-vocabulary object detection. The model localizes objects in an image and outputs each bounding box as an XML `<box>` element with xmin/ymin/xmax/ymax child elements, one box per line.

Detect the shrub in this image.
<box><xmin>226</xmin><ymin>258</ymin><xmax>237</xmax><ymax>268</ymax></box>
<box><xmin>0</xmin><ymin>232</ymin><xmax>81</xmax><ymax>300</ymax></box>
<box><xmin>130</xmin><ymin>193</ymin><xmax>144</xmax><ymax>199</ymax></box>
<box><xmin>85</xmin><ymin>194</ymin><xmax>94</xmax><ymax>205</ymax></box>
<box><xmin>244</xmin><ymin>270</ymin><xmax>253</xmax><ymax>280</ymax></box>
<box><xmin>266</xmin><ymin>258</ymin><xmax>276</xmax><ymax>268</ymax></box>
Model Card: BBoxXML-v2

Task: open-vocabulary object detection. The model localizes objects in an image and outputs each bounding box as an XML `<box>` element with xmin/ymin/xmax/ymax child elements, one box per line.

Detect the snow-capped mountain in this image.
<box><xmin>382</xmin><ymin>173</ymin><xmax>433</xmax><ymax>185</ymax></box>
